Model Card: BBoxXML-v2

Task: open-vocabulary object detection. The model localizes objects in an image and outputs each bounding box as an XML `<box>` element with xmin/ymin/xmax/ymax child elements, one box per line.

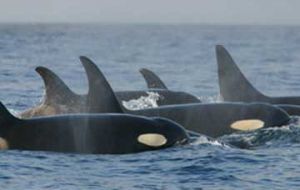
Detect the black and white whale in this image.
<box><xmin>132</xmin><ymin>102</ymin><xmax>290</xmax><ymax>138</ymax></box>
<box><xmin>30</xmin><ymin>57</ymin><xmax>290</xmax><ymax>137</ymax></box>
<box><xmin>216</xmin><ymin>45</ymin><xmax>300</xmax><ymax>115</ymax></box>
<box><xmin>139</xmin><ymin>68</ymin><xmax>168</xmax><ymax>89</ymax></box>
<box><xmin>113</xmin><ymin>67</ymin><xmax>200</xmax><ymax>106</ymax></box>
<box><xmin>0</xmin><ymin>72</ymin><xmax>189</xmax><ymax>154</ymax></box>
<box><xmin>138</xmin><ymin>68</ymin><xmax>201</xmax><ymax>104</ymax></box>
<box><xmin>79</xmin><ymin>57</ymin><xmax>291</xmax><ymax>137</ymax></box>
<box><xmin>0</xmin><ymin>105</ymin><xmax>188</xmax><ymax>154</ymax></box>
<box><xmin>20</xmin><ymin>59</ymin><xmax>199</xmax><ymax>118</ymax></box>
<box><xmin>119</xmin><ymin>68</ymin><xmax>200</xmax><ymax>106</ymax></box>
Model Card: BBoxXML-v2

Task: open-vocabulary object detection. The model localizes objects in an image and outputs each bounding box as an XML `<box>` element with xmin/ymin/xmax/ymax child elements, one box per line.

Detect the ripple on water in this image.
<box><xmin>1</xmin><ymin>25</ymin><xmax>300</xmax><ymax>189</ymax></box>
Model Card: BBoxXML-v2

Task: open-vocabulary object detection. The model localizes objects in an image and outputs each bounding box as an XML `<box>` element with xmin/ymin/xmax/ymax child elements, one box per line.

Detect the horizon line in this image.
<box><xmin>0</xmin><ymin>21</ymin><xmax>299</xmax><ymax>27</ymax></box>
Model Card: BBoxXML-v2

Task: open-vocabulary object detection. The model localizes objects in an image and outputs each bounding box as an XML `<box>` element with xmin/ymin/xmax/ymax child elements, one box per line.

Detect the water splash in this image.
<box><xmin>122</xmin><ymin>92</ymin><xmax>160</xmax><ymax>110</ymax></box>
<box><xmin>191</xmin><ymin>136</ymin><xmax>230</xmax><ymax>148</ymax></box>
<box><xmin>198</xmin><ymin>94</ymin><xmax>222</xmax><ymax>103</ymax></box>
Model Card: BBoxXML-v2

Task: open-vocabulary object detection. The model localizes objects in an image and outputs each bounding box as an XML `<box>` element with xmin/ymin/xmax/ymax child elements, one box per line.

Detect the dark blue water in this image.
<box><xmin>0</xmin><ymin>24</ymin><xmax>300</xmax><ymax>189</ymax></box>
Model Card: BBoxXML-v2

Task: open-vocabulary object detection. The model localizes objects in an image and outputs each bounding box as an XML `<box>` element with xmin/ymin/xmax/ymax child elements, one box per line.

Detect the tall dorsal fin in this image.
<box><xmin>35</xmin><ymin>66</ymin><xmax>78</xmax><ymax>104</ymax></box>
<box><xmin>216</xmin><ymin>45</ymin><xmax>267</xmax><ymax>102</ymax></box>
<box><xmin>139</xmin><ymin>68</ymin><xmax>168</xmax><ymax>89</ymax></box>
<box><xmin>79</xmin><ymin>56</ymin><xmax>123</xmax><ymax>113</ymax></box>
<box><xmin>35</xmin><ymin>67</ymin><xmax>79</xmax><ymax>104</ymax></box>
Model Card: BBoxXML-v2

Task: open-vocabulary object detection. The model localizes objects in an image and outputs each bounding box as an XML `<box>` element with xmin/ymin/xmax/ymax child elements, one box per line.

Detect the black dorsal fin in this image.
<box><xmin>139</xmin><ymin>68</ymin><xmax>168</xmax><ymax>89</ymax></box>
<box><xmin>79</xmin><ymin>56</ymin><xmax>123</xmax><ymax>113</ymax></box>
<box><xmin>35</xmin><ymin>67</ymin><xmax>79</xmax><ymax>104</ymax></box>
<box><xmin>216</xmin><ymin>45</ymin><xmax>267</xmax><ymax>102</ymax></box>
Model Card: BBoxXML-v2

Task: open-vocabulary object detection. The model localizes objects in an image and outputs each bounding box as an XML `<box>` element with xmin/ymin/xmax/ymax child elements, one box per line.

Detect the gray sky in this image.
<box><xmin>1</xmin><ymin>0</ymin><xmax>300</xmax><ymax>25</ymax></box>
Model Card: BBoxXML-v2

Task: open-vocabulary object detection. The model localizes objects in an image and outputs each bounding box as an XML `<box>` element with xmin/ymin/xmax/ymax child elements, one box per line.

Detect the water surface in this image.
<box><xmin>0</xmin><ymin>24</ymin><xmax>300</xmax><ymax>189</ymax></box>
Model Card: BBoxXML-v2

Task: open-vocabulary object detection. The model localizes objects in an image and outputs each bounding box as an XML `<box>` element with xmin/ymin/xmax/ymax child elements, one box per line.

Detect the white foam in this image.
<box><xmin>198</xmin><ymin>95</ymin><xmax>222</xmax><ymax>103</ymax></box>
<box><xmin>122</xmin><ymin>92</ymin><xmax>160</xmax><ymax>110</ymax></box>
<box><xmin>191</xmin><ymin>136</ymin><xmax>229</xmax><ymax>147</ymax></box>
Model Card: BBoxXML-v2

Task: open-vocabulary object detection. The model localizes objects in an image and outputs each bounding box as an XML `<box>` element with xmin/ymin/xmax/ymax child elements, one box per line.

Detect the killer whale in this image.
<box><xmin>138</xmin><ymin>68</ymin><xmax>201</xmax><ymax>104</ymax></box>
<box><xmin>139</xmin><ymin>68</ymin><xmax>168</xmax><ymax>89</ymax></box>
<box><xmin>216</xmin><ymin>45</ymin><xmax>300</xmax><ymax>115</ymax></box>
<box><xmin>57</xmin><ymin>57</ymin><xmax>291</xmax><ymax>137</ymax></box>
<box><xmin>20</xmin><ymin>58</ymin><xmax>122</xmax><ymax>118</ymax></box>
<box><xmin>131</xmin><ymin>102</ymin><xmax>290</xmax><ymax>138</ymax></box>
<box><xmin>20</xmin><ymin>59</ymin><xmax>199</xmax><ymax>118</ymax></box>
<box><xmin>0</xmin><ymin>105</ymin><xmax>188</xmax><ymax>154</ymax></box>
<box><xmin>0</xmin><ymin>75</ymin><xmax>189</xmax><ymax>154</ymax></box>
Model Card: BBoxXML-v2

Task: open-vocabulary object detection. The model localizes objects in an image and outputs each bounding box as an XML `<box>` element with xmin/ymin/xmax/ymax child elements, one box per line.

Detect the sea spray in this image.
<box><xmin>122</xmin><ymin>92</ymin><xmax>160</xmax><ymax>110</ymax></box>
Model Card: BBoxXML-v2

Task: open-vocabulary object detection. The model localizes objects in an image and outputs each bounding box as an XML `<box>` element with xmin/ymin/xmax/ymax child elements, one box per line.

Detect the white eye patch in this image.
<box><xmin>230</xmin><ymin>119</ymin><xmax>264</xmax><ymax>131</ymax></box>
<box><xmin>0</xmin><ymin>137</ymin><xmax>9</xmax><ymax>150</ymax></box>
<box><xmin>138</xmin><ymin>133</ymin><xmax>167</xmax><ymax>147</ymax></box>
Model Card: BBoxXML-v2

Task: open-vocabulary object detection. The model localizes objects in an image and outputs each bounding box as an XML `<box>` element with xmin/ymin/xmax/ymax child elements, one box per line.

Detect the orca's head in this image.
<box><xmin>103</xmin><ymin>114</ymin><xmax>188</xmax><ymax>152</ymax></box>
<box><xmin>238</xmin><ymin>103</ymin><xmax>291</xmax><ymax>130</ymax></box>
<box><xmin>151</xmin><ymin>117</ymin><xmax>189</xmax><ymax>146</ymax></box>
<box><xmin>136</xmin><ymin>117</ymin><xmax>189</xmax><ymax>149</ymax></box>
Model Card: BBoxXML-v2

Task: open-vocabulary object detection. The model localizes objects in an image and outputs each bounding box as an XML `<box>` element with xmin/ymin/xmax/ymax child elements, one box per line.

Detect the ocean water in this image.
<box><xmin>0</xmin><ymin>24</ymin><xmax>300</xmax><ymax>189</ymax></box>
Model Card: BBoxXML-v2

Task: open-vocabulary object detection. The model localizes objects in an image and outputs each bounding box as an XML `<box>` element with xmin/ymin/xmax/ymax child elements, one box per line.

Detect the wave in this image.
<box><xmin>191</xmin><ymin>135</ymin><xmax>231</xmax><ymax>148</ymax></box>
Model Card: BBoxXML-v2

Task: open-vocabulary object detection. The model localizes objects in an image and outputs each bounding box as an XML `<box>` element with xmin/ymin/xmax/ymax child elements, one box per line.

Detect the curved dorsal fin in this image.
<box><xmin>79</xmin><ymin>56</ymin><xmax>123</xmax><ymax>113</ymax></box>
<box><xmin>216</xmin><ymin>45</ymin><xmax>267</xmax><ymax>102</ymax></box>
<box><xmin>35</xmin><ymin>67</ymin><xmax>79</xmax><ymax>104</ymax></box>
<box><xmin>139</xmin><ymin>68</ymin><xmax>168</xmax><ymax>89</ymax></box>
